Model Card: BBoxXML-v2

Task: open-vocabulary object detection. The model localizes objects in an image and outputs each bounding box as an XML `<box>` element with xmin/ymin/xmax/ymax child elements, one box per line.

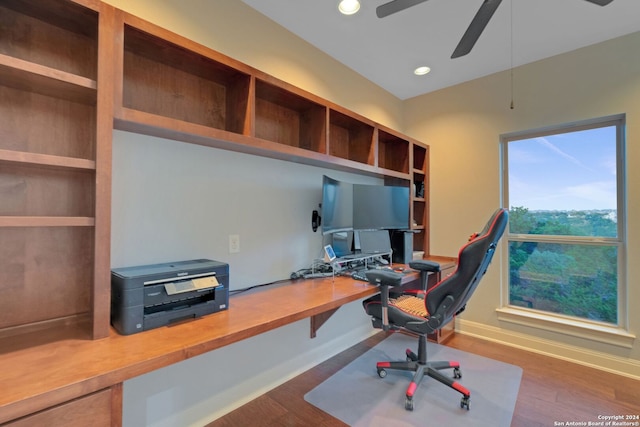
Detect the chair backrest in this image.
<box><xmin>424</xmin><ymin>208</ymin><xmax>509</xmax><ymax>325</ymax></box>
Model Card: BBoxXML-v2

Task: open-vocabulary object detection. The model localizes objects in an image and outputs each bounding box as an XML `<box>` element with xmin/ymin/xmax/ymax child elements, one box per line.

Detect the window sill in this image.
<box><xmin>496</xmin><ymin>307</ymin><xmax>636</xmax><ymax>349</ymax></box>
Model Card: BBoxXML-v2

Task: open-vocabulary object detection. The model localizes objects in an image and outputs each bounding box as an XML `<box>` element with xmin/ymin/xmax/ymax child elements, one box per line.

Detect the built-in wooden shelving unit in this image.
<box><xmin>412</xmin><ymin>143</ymin><xmax>429</xmax><ymax>253</ymax></box>
<box><xmin>0</xmin><ymin>0</ymin><xmax>105</xmax><ymax>344</ymax></box>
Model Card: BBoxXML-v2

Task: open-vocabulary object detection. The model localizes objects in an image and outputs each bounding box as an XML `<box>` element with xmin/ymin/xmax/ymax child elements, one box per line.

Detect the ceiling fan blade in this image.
<box><xmin>582</xmin><ymin>0</ymin><xmax>614</xmax><ymax>5</ymax></box>
<box><xmin>451</xmin><ymin>0</ymin><xmax>503</xmax><ymax>59</ymax></box>
<box><xmin>376</xmin><ymin>0</ymin><xmax>429</xmax><ymax>18</ymax></box>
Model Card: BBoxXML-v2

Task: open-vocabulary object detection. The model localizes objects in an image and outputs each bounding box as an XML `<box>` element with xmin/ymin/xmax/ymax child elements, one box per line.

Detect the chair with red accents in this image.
<box><xmin>362</xmin><ymin>208</ymin><xmax>508</xmax><ymax>411</ymax></box>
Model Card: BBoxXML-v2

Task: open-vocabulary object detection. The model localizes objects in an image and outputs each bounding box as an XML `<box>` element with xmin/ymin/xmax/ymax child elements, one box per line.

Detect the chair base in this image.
<box><xmin>375</xmin><ymin>334</ymin><xmax>471</xmax><ymax>411</ymax></box>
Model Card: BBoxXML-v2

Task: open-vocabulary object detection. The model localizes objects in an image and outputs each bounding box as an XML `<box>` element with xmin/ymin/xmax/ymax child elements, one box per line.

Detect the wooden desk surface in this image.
<box><xmin>0</xmin><ymin>257</ymin><xmax>457</xmax><ymax>424</ymax></box>
<box><xmin>0</xmin><ymin>275</ymin><xmax>381</xmax><ymax>423</ymax></box>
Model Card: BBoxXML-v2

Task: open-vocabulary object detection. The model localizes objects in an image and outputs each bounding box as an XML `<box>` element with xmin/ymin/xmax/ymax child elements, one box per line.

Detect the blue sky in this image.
<box><xmin>507</xmin><ymin>126</ymin><xmax>618</xmax><ymax>211</ymax></box>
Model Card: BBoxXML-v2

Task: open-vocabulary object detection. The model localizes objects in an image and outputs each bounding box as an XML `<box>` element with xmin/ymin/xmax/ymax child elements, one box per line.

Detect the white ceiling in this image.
<box><xmin>241</xmin><ymin>0</ymin><xmax>640</xmax><ymax>100</ymax></box>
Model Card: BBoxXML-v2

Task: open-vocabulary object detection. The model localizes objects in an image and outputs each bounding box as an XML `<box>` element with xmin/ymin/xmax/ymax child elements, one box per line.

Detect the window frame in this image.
<box><xmin>498</xmin><ymin>114</ymin><xmax>632</xmax><ymax>347</ymax></box>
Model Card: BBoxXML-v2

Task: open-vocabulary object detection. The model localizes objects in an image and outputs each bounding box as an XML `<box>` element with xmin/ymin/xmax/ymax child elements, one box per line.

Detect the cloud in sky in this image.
<box><xmin>508</xmin><ymin>128</ymin><xmax>618</xmax><ymax>211</ymax></box>
<box><xmin>535</xmin><ymin>137</ymin><xmax>595</xmax><ymax>173</ymax></box>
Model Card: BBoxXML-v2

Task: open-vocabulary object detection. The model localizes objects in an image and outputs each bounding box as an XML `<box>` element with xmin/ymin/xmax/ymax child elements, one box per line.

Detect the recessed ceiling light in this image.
<box><xmin>414</xmin><ymin>66</ymin><xmax>431</xmax><ymax>76</ymax></box>
<box><xmin>338</xmin><ymin>0</ymin><xmax>360</xmax><ymax>15</ymax></box>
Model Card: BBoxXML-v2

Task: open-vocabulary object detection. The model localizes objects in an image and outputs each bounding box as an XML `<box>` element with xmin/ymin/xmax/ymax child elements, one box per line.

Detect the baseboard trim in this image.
<box><xmin>456</xmin><ymin>318</ymin><xmax>640</xmax><ymax>380</ymax></box>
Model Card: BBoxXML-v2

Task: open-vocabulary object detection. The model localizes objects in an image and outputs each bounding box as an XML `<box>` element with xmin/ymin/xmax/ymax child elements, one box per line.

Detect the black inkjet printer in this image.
<box><xmin>111</xmin><ymin>259</ymin><xmax>229</xmax><ymax>335</ymax></box>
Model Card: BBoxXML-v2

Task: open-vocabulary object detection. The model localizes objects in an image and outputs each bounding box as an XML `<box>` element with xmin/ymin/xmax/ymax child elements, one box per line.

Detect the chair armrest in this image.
<box><xmin>408</xmin><ymin>260</ymin><xmax>441</xmax><ymax>273</ymax></box>
<box><xmin>365</xmin><ymin>269</ymin><xmax>404</xmax><ymax>288</ymax></box>
<box><xmin>365</xmin><ymin>270</ymin><xmax>403</xmax><ymax>331</ymax></box>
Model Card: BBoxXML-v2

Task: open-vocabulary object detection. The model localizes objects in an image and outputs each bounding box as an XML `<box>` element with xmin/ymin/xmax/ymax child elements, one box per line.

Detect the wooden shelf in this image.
<box><xmin>329</xmin><ymin>109</ymin><xmax>375</xmax><ymax>166</ymax></box>
<box><xmin>123</xmin><ymin>24</ymin><xmax>251</xmax><ymax>134</ymax></box>
<box><xmin>0</xmin><ymin>163</ymin><xmax>95</xmax><ymax>218</ymax></box>
<box><xmin>413</xmin><ymin>144</ymin><xmax>427</xmax><ymax>172</ymax></box>
<box><xmin>413</xmin><ymin>195</ymin><xmax>426</xmax><ymax>228</ymax></box>
<box><xmin>0</xmin><ymin>84</ymin><xmax>97</xmax><ymax>161</ymax></box>
<box><xmin>377</xmin><ymin>128</ymin><xmax>410</xmax><ymax>174</ymax></box>
<box><xmin>117</xmin><ymin>9</ymin><xmax>422</xmax><ymax>185</ymax></box>
<box><xmin>115</xmin><ymin>107</ymin><xmax>402</xmax><ymax>183</ymax></box>
<box><xmin>0</xmin><ymin>216</ymin><xmax>95</xmax><ymax>227</ymax></box>
<box><xmin>0</xmin><ymin>149</ymin><xmax>96</xmax><ymax>171</ymax></box>
<box><xmin>0</xmin><ymin>54</ymin><xmax>97</xmax><ymax>104</ymax></box>
<box><xmin>115</xmin><ymin>107</ymin><xmax>253</xmax><ymax>149</ymax></box>
<box><xmin>0</xmin><ymin>225</ymin><xmax>95</xmax><ymax>331</ymax></box>
<box><xmin>255</xmin><ymin>79</ymin><xmax>327</xmax><ymax>152</ymax></box>
<box><xmin>0</xmin><ymin>0</ymin><xmax>98</xmax><ymax>80</ymax></box>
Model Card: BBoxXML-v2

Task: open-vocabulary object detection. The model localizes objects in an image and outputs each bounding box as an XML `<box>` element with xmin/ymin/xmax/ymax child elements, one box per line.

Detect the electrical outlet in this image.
<box><xmin>229</xmin><ymin>234</ymin><xmax>240</xmax><ymax>253</ymax></box>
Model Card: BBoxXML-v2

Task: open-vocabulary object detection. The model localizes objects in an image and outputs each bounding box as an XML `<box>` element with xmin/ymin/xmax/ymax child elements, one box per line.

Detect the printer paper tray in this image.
<box><xmin>143</xmin><ymin>299</ymin><xmax>221</xmax><ymax>331</ymax></box>
<box><xmin>144</xmin><ymin>290</ymin><xmax>215</xmax><ymax>315</ymax></box>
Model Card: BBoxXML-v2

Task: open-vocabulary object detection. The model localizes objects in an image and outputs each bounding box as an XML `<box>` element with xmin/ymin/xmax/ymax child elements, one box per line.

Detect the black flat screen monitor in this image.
<box><xmin>321</xmin><ymin>175</ymin><xmax>410</xmax><ymax>235</ymax></box>
<box><xmin>353</xmin><ymin>184</ymin><xmax>410</xmax><ymax>230</ymax></box>
<box><xmin>321</xmin><ymin>175</ymin><xmax>354</xmax><ymax>234</ymax></box>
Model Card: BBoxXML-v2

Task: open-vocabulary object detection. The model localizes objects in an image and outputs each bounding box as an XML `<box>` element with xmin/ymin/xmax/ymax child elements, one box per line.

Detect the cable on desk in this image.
<box><xmin>229</xmin><ymin>278</ymin><xmax>291</xmax><ymax>296</ymax></box>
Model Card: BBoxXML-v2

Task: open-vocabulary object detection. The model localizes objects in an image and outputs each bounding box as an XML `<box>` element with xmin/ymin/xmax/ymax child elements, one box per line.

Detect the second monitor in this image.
<box><xmin>357</xmin><ymin>229</ymin><xmax>392</xmax><ymax>255</ymax></box>
<box><xmin>321</xmin><ymin>175</ymin><xmax>410</xmax><ymax>235</ymax></box>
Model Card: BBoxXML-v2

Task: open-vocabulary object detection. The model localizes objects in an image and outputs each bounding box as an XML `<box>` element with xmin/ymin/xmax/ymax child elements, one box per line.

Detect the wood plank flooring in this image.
<box><xmin>207</xmin><ymin>332</ymin><xmax>640</xmax><ymax>426</ymax></box>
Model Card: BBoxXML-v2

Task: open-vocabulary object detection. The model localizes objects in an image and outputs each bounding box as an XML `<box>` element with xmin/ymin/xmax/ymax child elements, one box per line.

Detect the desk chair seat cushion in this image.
<box><xmin>363</xmin><ymin>292</ymin><xmax>431</xmax><ymax>332</ymax></box>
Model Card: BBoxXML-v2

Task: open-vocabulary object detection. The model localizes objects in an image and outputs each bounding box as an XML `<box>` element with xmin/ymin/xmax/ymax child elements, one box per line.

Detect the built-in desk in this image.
<box><xmin>0</xmin><ymin>275</ymin><xmax>379</xmax><ymax>425</ymax></box>
<box><xmin>0</xmin><ymin>258</ymin><xmax>453</xmax><ymax>425</ymax></box>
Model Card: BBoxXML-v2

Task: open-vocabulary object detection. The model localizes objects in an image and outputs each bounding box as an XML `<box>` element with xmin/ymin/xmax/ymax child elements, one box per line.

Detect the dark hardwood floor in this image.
<box><xmin>207</xmin><ymin>332</ymin><xmax>640</xmax><ymax>426</ymax></box>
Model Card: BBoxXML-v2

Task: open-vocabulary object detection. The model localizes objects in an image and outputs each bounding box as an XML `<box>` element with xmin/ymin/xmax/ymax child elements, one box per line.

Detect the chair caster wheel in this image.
<box><xmin>377</xmin><ymin>368</ymin><xmax>387</xmax><ymax>378</ymax></box>
<box><xmin>453</xmin><ymin>367</ymin><xmax>462</xmax><ymax>379</ymax></box>
<box><xmin>405</xmin><ymin>397</ymin><xmax>414</xmax><ymax>411</ymax></box>
<box><xmin>460</xmin><ymin>396</ymin><xmax>470</xmax><ymax>410</ymax></box>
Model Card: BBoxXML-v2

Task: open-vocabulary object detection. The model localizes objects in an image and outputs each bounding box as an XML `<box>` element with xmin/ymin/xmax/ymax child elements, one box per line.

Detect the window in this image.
<box><xmin>501</xmin><ymin>115</ymin><xmax>626</xmax><ymax>329</ymax></box>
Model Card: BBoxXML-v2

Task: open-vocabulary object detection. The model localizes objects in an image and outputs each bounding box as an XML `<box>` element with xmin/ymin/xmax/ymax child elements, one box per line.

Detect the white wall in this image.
<box><xmin>111</xmin><ymin>132</ymin><xmax>382</xmax><ymax>426</ymax></box>
<box><xmin>111</xmin><ymin>131</ymin><xmax>384</xmax><ymax>287</ymax></box>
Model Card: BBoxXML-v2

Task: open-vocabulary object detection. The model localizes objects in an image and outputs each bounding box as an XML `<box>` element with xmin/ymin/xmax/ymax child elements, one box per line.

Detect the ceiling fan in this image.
<box><xmin>376</xmin><ymin>0</ymin><xmax>615</xmax><ymax>59</ymax></box>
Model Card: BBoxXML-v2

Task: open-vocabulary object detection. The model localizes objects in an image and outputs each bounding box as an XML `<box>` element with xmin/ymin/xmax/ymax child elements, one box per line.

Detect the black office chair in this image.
<box><xmin>362</xmin><ymin>208</ymin><xmax>508</xmax><ymax>411</ymax></box>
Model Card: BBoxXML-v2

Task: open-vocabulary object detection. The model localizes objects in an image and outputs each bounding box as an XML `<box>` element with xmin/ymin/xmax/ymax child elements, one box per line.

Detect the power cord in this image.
<box><xmin>228</xmin><ymin>278</ymin><xmax>291</xmax><ymax>295</ymax></box>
